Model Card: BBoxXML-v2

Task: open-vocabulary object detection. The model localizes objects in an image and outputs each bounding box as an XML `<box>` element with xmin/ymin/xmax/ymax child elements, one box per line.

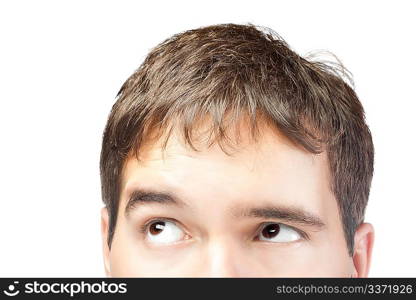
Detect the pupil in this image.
<box><xmin>149</xmin><ymin>221</ymin><xmax>165</xmax><ymax>235</ymax></box>
<box><xmin>262</xmin><ymin>224</ymin><xmax>280</xmax><ymax>238</ymax></box>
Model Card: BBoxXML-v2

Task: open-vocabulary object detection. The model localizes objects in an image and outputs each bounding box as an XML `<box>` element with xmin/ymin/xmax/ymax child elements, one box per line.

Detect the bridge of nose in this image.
<box><xmin>190</xmin><ymin>234</ymin><xmax>262</xmax><ymax>277</ymax></box>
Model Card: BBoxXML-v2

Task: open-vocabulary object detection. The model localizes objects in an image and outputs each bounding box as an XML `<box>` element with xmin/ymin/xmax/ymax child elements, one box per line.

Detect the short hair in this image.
<box><xmin>100</xmin><ymin>23</ymin><xmax>374</xmax><ymax>256</ymax></box>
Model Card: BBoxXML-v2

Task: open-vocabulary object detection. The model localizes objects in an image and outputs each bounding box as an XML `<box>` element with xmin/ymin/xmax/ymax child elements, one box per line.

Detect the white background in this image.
<box><xmin>0</xmin><ymin>0</ymin><xmax>415</xmax><ymax>277</ymax></box>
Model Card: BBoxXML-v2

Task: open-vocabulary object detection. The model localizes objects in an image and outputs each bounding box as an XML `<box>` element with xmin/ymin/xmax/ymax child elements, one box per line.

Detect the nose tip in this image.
<box><xmin>206</xmin><ymin>258</ymin><xmax>239</xmax><ymax>278</ymax></box>
<box><xmin>201</xmin><ymin>240</ymin><xmax>244</xmax><ymax>278</ymax></box>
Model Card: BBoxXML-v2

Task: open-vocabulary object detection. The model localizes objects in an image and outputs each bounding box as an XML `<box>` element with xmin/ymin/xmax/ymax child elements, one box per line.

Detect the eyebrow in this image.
<box><xmin>124</xmin><ymin>188</ymin><xmax>187</xmax><ymax>218</ymax></box>
<box><xmin>124</xmin><ymin>188</ymin><xmax>325</xmax><ymax>228</ymax></box>
<box><xmin>231</xmin><ymin>205</ymin><xmax>326</xmax><ymax>228</ymax></box>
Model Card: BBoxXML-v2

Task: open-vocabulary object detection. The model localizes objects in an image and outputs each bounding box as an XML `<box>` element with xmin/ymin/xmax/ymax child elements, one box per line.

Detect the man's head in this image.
<box><xmin>100</xmin><ymin>23</ymin><xmax>374</xmax><ymax>277</ymax></box>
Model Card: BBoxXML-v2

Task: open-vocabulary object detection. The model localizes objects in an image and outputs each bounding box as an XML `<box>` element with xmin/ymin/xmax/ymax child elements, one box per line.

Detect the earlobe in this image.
<box><xmin>100</xmin><ymin>206</ymin><xmax>111</xmax><ymax>277</ymax></box>
<box><xmin>352</xmin><ymin>222</ymin><xmax>375</xmax><ymax>277</ymax></box>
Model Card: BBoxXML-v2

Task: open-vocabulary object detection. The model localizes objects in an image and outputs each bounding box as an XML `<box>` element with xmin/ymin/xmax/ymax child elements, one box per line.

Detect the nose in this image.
<box><xmin>197</xmin><ymin>238</ymin><xmax>249</xmax><ymax>277</ymax></box>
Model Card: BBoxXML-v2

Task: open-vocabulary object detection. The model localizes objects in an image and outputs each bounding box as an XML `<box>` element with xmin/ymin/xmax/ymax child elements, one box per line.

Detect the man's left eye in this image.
<box><xmin>257</xmin><ymin>223</ymin><xmax>301</xmax><ymax>242</ymax></box>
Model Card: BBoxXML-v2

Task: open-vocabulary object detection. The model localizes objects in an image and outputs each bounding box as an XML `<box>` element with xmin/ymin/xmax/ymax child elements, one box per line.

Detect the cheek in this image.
<box><xmin>107</xmin><ymin>217</ymin><xmax>145</xmax><ymax>276</ymax></box>
<box><xmin>108</xmin><ymin>236</ymin><xmax>352</xmax><ymax>277</ymax></box>
<box><xmin>108</xmin><ymin>220</ymin><xmax>195</xmax><ymax>277</ymax></box>
<box><xmin>255</xmin><ymin>244</ymin><xmax>351</xmax><ymax>277</ymax></box>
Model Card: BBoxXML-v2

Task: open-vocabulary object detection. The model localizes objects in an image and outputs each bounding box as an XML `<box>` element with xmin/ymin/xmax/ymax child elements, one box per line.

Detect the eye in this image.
<box><xmin>257</xmin><ymin>223</ymin><xmax>302</xmax><ymax>243</ymax></box>
<box><xmin>144</xmin><ymin>219</ymin><xmax>187</xmax><ymax>245</ymax></box>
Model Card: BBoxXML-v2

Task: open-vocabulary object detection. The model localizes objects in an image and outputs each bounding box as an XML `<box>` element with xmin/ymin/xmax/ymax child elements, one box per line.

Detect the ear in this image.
<box><xmin>100</xmin><ymin>206</ymin><xmax>111</xmax><ymax>277</ymax></box>
<box><xmin>352</xmin><ymin>222</ymin><xmax>375</xmax><ymax>277</ymax></box>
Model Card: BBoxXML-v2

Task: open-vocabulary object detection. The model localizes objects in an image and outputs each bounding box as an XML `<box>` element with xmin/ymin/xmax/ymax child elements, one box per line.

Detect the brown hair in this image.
<box><xmin>100</xmin><ymin>23</ymin><xmax>374</xmax><ymax>256</ymax></box>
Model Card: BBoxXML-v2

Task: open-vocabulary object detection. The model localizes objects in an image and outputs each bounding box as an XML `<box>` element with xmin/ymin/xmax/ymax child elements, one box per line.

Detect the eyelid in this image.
<box><xmin>256</xmin><ymin>221</ymin><xmax>310</xmax><ymax>241</ymax></box>
<box><xmin>139</xmin><ymin>217</ymin><xmax>183</xmax><ymax>235</ymax></box>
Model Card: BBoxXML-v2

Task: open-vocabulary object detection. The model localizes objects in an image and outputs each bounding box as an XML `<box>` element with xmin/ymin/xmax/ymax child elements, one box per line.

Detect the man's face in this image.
<box><xmin>101</xmin><ymin>120</ymin><xmax>357</xmax><ymax>277</ymax></box>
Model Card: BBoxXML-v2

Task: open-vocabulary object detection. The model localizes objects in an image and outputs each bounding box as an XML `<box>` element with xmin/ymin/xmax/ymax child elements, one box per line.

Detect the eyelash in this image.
<box><xmin>139</xmin><ymin>217</ymin><xmax>310</xmax><ymax>241</ymax></box>
<box><xmin>139</xmin><ymin>217</ymin><xmax>178</xmax><ymax>235</ymax></box>
<box><xmin>256</xmin><ymin>222</ymin><xmax>310</xmax><ymax>241</ymax></box>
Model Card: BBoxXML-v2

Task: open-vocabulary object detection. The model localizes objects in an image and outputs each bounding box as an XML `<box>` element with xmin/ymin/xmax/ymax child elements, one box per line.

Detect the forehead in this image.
<box><xmin>119</xmin><ymin>119</ymin><xmax>334</xmax><ymax>217</ymax></box>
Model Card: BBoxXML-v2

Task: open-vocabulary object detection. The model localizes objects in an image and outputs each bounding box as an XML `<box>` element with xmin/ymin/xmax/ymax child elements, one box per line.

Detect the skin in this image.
<box><xmin>101</xmin><ymin>118</ymin><xmax>374</xmax><ymax>277</ymax></box>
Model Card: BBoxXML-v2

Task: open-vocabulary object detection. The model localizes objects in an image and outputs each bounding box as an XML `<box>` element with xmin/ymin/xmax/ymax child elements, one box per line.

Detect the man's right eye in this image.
<box><xmin>143</xmin><ymin>219</ymin><xmax>187</xmax><ymax>245</ymax></box>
